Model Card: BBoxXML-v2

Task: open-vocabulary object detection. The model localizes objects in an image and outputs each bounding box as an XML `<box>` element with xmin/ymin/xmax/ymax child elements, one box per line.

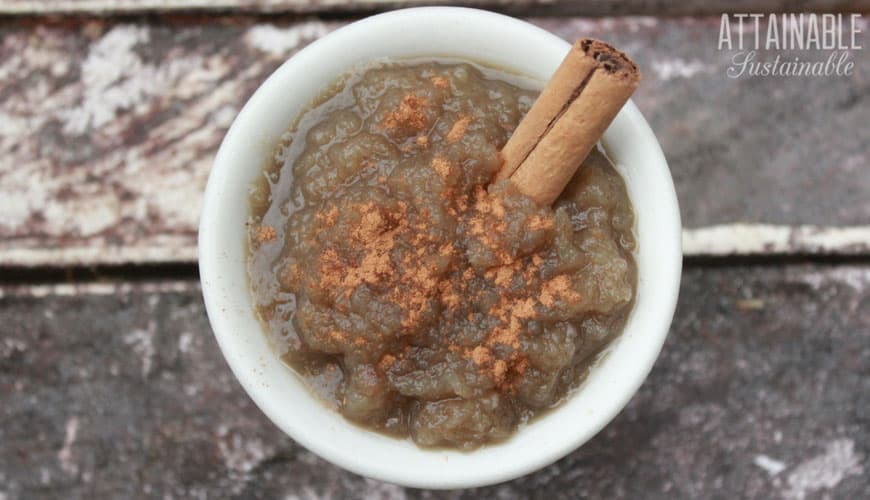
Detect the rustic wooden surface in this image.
<box><xmin>2</xmin><ymin>0</ymin><xmax>868</xmax><ymax>16</ymax></box>
<box><xmin>1</xmin><ymin>266</ymin><xmax>868</xmax><ymax>499</ymax></box>
<box><xmin>0</xmin><ymin>15</ymin><xmax>868</xmax><ymax>266</ymax></box>
<box><xmin>1</xmin><ymin>4</ymin><xmax>868</xmax><ymax>498</ymax></box>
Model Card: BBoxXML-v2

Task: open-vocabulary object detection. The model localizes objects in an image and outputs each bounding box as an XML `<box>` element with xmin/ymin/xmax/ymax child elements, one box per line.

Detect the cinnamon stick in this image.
<box><xmin>497</xmin><ymin>38</ymin><xmax>640</xmax><ymax>205</ymax></box>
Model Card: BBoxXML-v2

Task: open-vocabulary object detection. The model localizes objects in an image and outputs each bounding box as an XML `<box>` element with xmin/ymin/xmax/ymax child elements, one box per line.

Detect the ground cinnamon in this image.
<box><xmin>446</xmin><ymin>116</ymin><xmax>471</xmax><ymax>143</ymax></box>
<box><xmin>383</xmin><ymin>94</ymin><xmax>429</xmax><ymax>133</ymax></box>
<box><xmin>496</xmin><ymin>38</ymin><xmax>640</xmax><ymax>205</ymax></box>
<box><xmin>254</xmin><ymin>224</ymin><xmax>277</xmax><ymax>243</ymax></box>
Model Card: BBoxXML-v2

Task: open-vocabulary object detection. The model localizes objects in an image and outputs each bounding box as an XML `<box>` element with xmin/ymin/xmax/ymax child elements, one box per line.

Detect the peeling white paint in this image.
<box><xmin>60</xmin><ymin>25</ymin><xmax>150</xmax><ymax>134</ymax></box>
<box><xmin>651</xmin><ymin>58</ymin><xmax>712</xmax><ymax>80</ymax></box>
<box><xmin>295</xmin><ymin>450</ymin><xmax>320</xmax><ymax>466</ymax></box>
<box><xmin>361</xmin><ymin>479</ymin><xmax>407</xmax><ymax>500</ymax></box>
<box><xmin>213</xmin><ymin>105</ymin><xmax>239</xmax><ymax>127</ymax></box>
<box><xmin>188</xmin><ymin>486</ymin><xmax>209</xmax><ymax>500</ymax></box>
<box><xmin>60</xmin><ymin>25</ymin><xmax>203</xmax><ymax>136</ymax></box>
<box><xmin>124</xmin><ymin>322</ymin><xmax>157</xmax><ymax>377</ymax></box>
<box><xmin>754</xmin><ymin>455</ymin><xmax>787</xmax><ymax>476</ymax></box>
<box><xmin>0</xmin><ymin>338</ymin><xmax>27</xmax><ymax>358</ymax></box>
<box><xmin>0</xmin><ymin>22</ymin><xmax>235</xmax><ymax>241</ymax></box>
<box><xmin>682</xmin><ymin>224</ymin><xmax>870</xmax><ymax>256</ymax></box>
<box><xmin>623</xmin><ymin>17</ymin><xmax>659</xmax><ymax>31</ymax></box>
<box><xmin>178</xmin><ymin>331</ymin><xmax>195</xmax><ymax>354</ymax></box>
<box><xmin>283</xmin><ymin>487</ymin><xmax>328</xmax><ymax>500</ymax></box>
<box><xmin>0</xmin><ymin>243</ymin><xmax>198</xmax><ymax>267</ymax></box>
<box><xmin>678</xmin><ymin>403</ymin><xmax>725</xmax><ymax>430</ymax></box>
<box><xmin>217</xmin><ymin>425</ymin><xmax>272</xmax><ymax>473</ymax></box>
<box><xmin>563</xmin><ymin>16</ymin><xmax>658</xmax><ymax>35</ymax></box>
<box><xmin>0</xmin><ymin>111</ymin><xmax>27</xmax><ymax>136</ymax></box>
<box><xmin>0</xmin><ymin>0</ymin><xmax>314</xmax><ymax>14</ymax></box>
<box><xmin>41</xmin><ymin>192</ymin><xmax>121</xmax><ymax>237</ymax></box>
<box><xmin>782</xmin><ymin>439</ymin><xmax>863</xmax><ymax>500</ymax></box>
<box><xmin>796</xmin><ymin>267</ymin><xmax>870</xmax><ymax>293</ymax></box>
<box><xmin>0</xmin><ymin>192</ymin><xmax>30</xmax><ymax>231</ymax></box>
<box><xmin>244</xmin><ymin>22</ymin><xmax>331</xmax><ymax>57</ymax></box>
<box><xmin>58</xmin><ymin>417</ymin><xmax>80</xmax><ymax>476</ymax></box>
<box><xmin>0</xmin><ymin>280</ymin><xmax>197</xmax><ymax>299</ymax></box>
<box><xmin>0</xmin><ymin>171</ymin><xmax>51</xmax><ymax>233</ymax></box>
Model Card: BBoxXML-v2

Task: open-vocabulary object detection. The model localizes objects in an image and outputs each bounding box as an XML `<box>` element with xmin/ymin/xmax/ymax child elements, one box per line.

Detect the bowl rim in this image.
<box><xmin>199</xmin><ymin>6</ymin><xmax>682</xmax><ymax>489</ymax></box>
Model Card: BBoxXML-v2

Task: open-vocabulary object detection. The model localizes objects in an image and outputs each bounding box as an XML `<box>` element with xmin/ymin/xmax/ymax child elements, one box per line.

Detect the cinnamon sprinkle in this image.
<box><xmin>438</xmin><ymin>280</ymin><xmax>461</xmax><ymax>310</ymax></box>
<box><xmin>317</xmin><ymin>202</ymin><xmax>404</xmax><ymax>298</ymax></box>
<box><xmin>383</xmin><ymin>94</ymin><xmax>429</xmax><ymax>133</ymax></box>
<box><xmin>378</xmin><ymin>354</ymin><xmax>396</xmax><ymax>372</ymax></box>
<box><xmin>316</xmin><ymin>206</ymin><xmax>339</xmax><ymax>227</ymax></box>
<box><xmin>470</xmin><ymin>346</ymin><xmax>493</xmax><ymax>366</ymax></box>
<box><xmin>492</xmin><ymin>360</ymin><xmax>508</xmax><ymax>383</ymax></box>
<box><xmin>485</xmin><ymin>258</ymin><xmax>525</xmax><ymax>288</ymax></box>
<box><xmin>431</xmin><ymin>76</ymin><xmax>449</xmax><ymax>89</ymax></box>
<box><xmin>446</xmin><ymin>116</ymin><xmax>471</xmax><ymax>143</ymax></box>
<box><xmin>281</xmin><ymin>81</ymin><xmax>599</xmax><ymax>398</ymax></box>
<box><xmin>528</xmin><ymin>214</ymin><xmax>554</xmax><ymax>231</ymax></box>
<box><xmin>431</xmin><ymin>157</ymin><xmax>452</xmax><ymax>180</ymax></box>
<box><xmin>254</xmin><ymin>224</ymin><xmax>276</xmax><ymax>243</ymax></box>
<box><xmin>466</xmin><ymin>187</ymin><xmax>512</xmax><ymax>265</ymax></box>
<box><xmin>328</xmin><ymin>330</ymin><xmax>347</xmax><ymax>342</ymax></box>
<box><xmin>466</xmin><ymin>343</ymin><xmax>523</xmax><ymax>391</ymax></box>
<box><xmin>541</xmin><ymin>274</ymin><xmax>581</xmax><ymax>307</ymax></box>
<box><xmin>281</xmin><ymin>262</ymin><xmax>300</xmax><ymax>289</ymax></box>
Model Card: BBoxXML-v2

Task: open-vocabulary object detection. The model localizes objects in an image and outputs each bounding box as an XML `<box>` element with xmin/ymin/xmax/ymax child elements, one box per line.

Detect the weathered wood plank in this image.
<box><xmin>1</xmin><ymin>265</ymin><xmax>868</xmax><ymax>498</ymax></box>
<box><xmin>3</xmin><ymin>223</ymin><xmax>869</xmax><ymax>267</ymax></box>
<box><xmin>1</xmin><ymin>16</ymin><xmax>867</xmax><ymax>266</ymax></box>
<box><xmin>682</xmin><ymin>224</ymin><xmax>870</xmax><ymax>256</ymax></box>
<box><xmin>1</xmin><ymin>0</ymin><xmax>867</xmax><ymax>16</ymax></box>
<box><xmin>0</xmin><ymin>17</ymin><xmax>340</xmax><ymax>267</ymax></box>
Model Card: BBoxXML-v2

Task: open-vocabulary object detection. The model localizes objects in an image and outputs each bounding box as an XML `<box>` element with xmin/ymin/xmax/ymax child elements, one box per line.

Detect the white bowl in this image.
<box><xmin>199</xmin><ymin>7</ymin><xmax>682</xmax><ymax>489</ymax></box>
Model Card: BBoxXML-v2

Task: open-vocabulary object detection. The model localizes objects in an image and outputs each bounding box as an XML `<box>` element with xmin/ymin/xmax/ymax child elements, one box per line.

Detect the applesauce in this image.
<box><xmin>248</xmin><ymin>59</ymin><xmax>636</xmax><ymax>449</ymax></box>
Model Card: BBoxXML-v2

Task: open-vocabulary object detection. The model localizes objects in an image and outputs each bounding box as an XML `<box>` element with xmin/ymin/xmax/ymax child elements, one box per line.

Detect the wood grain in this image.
<box><xmin>1</xmin><ymin>266</ymin><xmax>867</xmax><ymax>498</ymax></box>
<box><xmin>2</xmin><ymin>0</ymin><xmax>867</xmax><ymax>16</ymax></box>
<box><xmin>0</xmin><ymin>17</ymin><xmax>339</xmax><ymax>266</ymax></box>
<box><xmin>1</xmin><ymin>15</ymin><xmax>867</xmax><ymax>266</ymax></box>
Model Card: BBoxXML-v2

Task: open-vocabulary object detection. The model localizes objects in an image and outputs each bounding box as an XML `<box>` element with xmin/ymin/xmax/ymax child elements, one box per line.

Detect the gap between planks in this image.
<box><xmin>3</xmin><ymin>260</ymin><xmax>870</xmax><ymax>298</ymax></box>
<box><xmin>0</xmin><ymin>224</ymin><xmax>868</xmax><ymax>268</ymax></box>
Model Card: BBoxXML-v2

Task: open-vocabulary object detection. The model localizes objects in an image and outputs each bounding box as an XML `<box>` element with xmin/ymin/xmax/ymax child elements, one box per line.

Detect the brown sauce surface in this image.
<box><xmin>248</xmin><ymin>60</ymin><xmax>637</xmax><ymax>449</ymax></box>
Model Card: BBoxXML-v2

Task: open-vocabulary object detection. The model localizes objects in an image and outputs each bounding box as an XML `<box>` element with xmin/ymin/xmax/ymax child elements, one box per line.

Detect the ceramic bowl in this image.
<box><xmin>199</xmin><ymin>6</ymin><xmax>682</xmax><ymax>489</ymax></box>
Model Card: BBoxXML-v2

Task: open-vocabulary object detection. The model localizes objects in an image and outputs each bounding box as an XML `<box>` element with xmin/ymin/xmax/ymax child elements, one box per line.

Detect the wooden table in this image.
<box><xmin>1</xmin><ymin>2</ymin><xmax>868</xmax><ymax>498</ymax></box>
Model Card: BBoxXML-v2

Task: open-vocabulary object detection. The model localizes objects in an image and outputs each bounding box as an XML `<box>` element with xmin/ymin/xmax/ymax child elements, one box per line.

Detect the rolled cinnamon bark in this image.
<box><xmin>497</xmin><ymin>38</ymin><xmax>640</xmax><ymax>205</ymax></box>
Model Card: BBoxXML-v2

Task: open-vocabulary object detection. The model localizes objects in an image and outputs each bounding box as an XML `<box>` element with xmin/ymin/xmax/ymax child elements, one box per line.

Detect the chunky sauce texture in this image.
<box><xmin>248</xmin><ymin>60</ymin><xmax>637</xmax><ymax>449</ymax></box>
